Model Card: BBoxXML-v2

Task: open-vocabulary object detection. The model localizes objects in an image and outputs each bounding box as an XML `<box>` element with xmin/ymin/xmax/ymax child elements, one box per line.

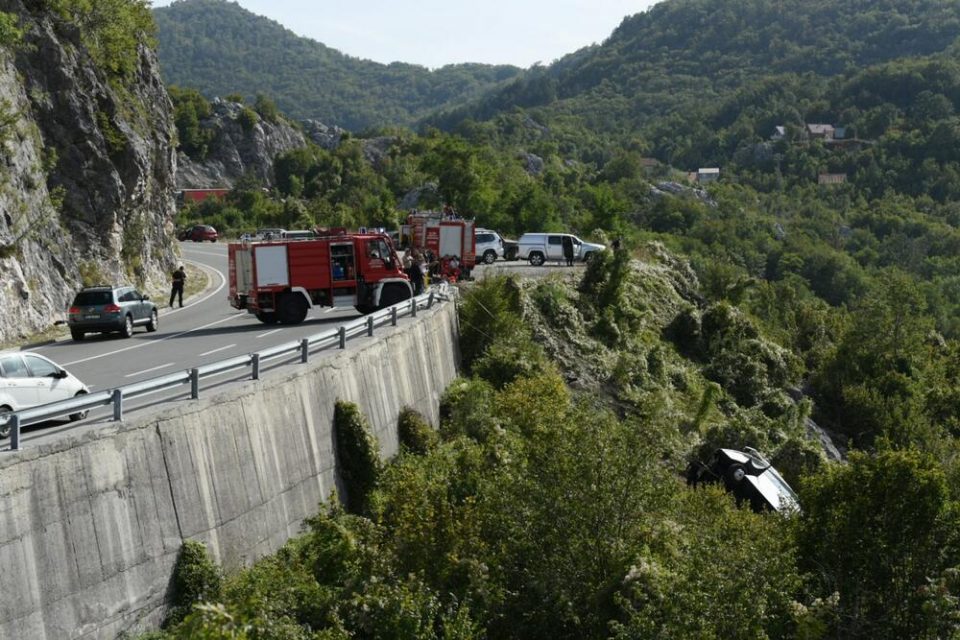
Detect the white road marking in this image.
<box><xmin>199</xmin><ymin>344</ymin><xmax>236</xmax><ymax>357</ymax></box>
<box><xmin>256</xmin><ymin>329</ymin><xmax>283</xmax><ymax>338</ymax></box>
<box><xmin>162</xmin><ymin>258</ymin><xmax>227</xmax><ymax>316</ymax></box>
<box><xmin>124</xmin><ymin>363</ymin><xmax>174</xmax><ymax>378</ymax></box>
<box><xmin>62</xmin><ymin>312</ymin><xmax>243</xmax><ymax>366</ymax></box>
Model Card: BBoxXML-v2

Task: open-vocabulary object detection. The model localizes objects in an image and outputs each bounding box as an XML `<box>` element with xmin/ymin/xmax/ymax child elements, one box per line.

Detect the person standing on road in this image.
<box><xmin>562</xmin><ymin>235</ymin><xmax>575</xmax><ymax>267</ymax></box>
<box><xmin>169</xmin><ymin>265</ymin><xmax>186</xmax><ymax>307</ymax></box>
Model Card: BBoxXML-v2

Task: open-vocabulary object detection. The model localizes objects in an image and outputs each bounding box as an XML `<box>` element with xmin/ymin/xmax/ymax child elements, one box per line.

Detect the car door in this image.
<box><xmin>130</xmin><ymin>288</ymin><xmax>148</xmax><ymax>321</ymax></box>
<box><xmin>23</xmin><ymin>354</ymin><xmax>72</xmax><ymax>403</ymax></box>
<box><xmin>0</xmin><ymin>354</ymin><xmax>38</xmax><ymax>409</ymax></box>
<box><xmin>547</xmin><ymin>235</ymin><xmax>564</xmax><ymax>260</ymax></box>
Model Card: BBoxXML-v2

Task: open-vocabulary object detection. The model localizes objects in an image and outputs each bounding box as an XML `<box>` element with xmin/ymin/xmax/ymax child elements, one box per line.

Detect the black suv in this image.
<box><xmin>67</xmin><ymin>286</ymin><xmax>159</xmax><ymax>341</ymax></box>
<box><xmin>686</xmin><ymin>447</ymin><xmax>799</xmax><ymax>513</ymax></box>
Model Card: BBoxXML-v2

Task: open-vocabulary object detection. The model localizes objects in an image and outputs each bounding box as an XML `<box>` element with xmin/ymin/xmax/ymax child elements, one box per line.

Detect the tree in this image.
<box><xmin>796</xmin><ymin>449</ymin><xmax>960</xmax><ymax>639</ymax></box>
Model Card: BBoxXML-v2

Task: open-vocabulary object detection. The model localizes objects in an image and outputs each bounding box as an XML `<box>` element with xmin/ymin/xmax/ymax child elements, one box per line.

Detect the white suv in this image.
<box><xmin>475</xmin><ymin>229</ymin><xmax>506</xmax><ymax>264</ymax></box>
<box><xmin>0</xmin><ymin>352</ymin><xmax>89</xmax><ymax>438</ymax></box>
<box><xmin>516</xmin><ymin>232</ymin><xmax>606</xmax><ymax>266</ymax></box>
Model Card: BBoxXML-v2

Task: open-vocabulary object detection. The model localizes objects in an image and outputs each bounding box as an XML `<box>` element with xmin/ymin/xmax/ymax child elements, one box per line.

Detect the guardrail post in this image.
<box><xmin>112</xmin><ymin>389</ymin><xmax>123</xmax><ymax>421</ymax></box>
<box><xmin>10</xmin><ymin>414</ymin><xmax>20</xmax><ymax>451</ymax></box>
<box><xmin>428</xmin><ymin>291</ymin><xmax>435</xmax><ymax>308</ymax></box>
<box><xmin>252</xmin><ymin>353</ymin><xmax>261</xmax><ymax>380</ymax></box>
<box><xmin>411</xmin><ymin>297</ymin><xmax>417</xmax><ymax>318</ymax></box>
<box><xmin>367</xmin><ymin>316</ymin><xmax>374</xmax><ymax>337</ymax></box>
<box><xmin>339</xmin><ymin>326</ymin><xmax>346</xmax><ymax>349</ymax></box>
<box><xmin>190</xmin><ymin>368</ymin><xmax>200</xmax><ymax>399</ymax></box>
<box><xmin>300</xmin><ymin>338</ymin><xmax>309</xmax><ymax>363</ymax></box>
<box><xmin>391</xmin><ymin>306</ymin><xmax>398</xmax><ymax>326</ymax></box>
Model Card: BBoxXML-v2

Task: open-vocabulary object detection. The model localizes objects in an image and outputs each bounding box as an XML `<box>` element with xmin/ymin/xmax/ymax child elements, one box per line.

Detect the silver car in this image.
<box><xmin>67</xmin><ymin>286</ymin><xmax>159</xmax><ymax>341</ymax></box>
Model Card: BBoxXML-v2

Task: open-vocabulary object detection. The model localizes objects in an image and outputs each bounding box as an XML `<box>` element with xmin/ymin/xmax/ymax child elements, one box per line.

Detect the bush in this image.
<box><xmin>333</xmin><ymin>401</ymin><xmax>383</xmax><ymax>515</ymax></box>
<box><xmin>165</xmin><ymin>539</ymin><xmax>223</xmax><ymax>627</ymax></box>
<box><xmin>237</xmin><ymin>106</ymin><xmax>260</xmax><ymax>132</ymax></box>
<box><xmin>471</xmin><ymin>333</ymin><xmax>551</xmax><ymax>390</ymax></box>
<box><xmin>438</xmin><ymin>377</ymin><xmax>499</xmax><ymax>442</ymax></box>
<box><xmin>398</xmin><ymin>407</ymin><xmax>437</xmax><ymax>455</ymax></box>
<box><xmin>457</xmin><ymin>276</ymin><xmax>523</xmax><ymax>371</ymax></box>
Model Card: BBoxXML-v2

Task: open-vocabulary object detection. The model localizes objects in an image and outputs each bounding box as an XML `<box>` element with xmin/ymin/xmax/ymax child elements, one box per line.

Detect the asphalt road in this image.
<box><xmin>11</xmin><ymin>242</ymin><xmax>369</xmax><ymax>446</ymax></box>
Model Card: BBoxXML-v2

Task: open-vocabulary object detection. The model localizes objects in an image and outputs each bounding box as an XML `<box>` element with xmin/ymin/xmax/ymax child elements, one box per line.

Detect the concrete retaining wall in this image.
<box><xmin>0</xmin><ymin>301</ymin><xmax>460</xmax><ymax>640</ymax></box>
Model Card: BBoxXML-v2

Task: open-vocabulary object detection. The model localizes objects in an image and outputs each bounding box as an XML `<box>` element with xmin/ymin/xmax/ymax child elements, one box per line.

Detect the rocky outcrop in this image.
<box><xmin>0</xmin><ymin>3</ymin><xmax>177</xmax><ymax>343</ymax></box>
<box><xmin>175</xmin><ymin>98</ymin><xmax>306</xmax><ymax>189</ymax></box>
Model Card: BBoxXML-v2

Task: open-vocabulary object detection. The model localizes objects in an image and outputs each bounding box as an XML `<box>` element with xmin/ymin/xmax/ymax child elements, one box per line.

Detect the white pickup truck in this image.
<box><xmin>516</xmin><ymin>232</ymin><xmax>606</xmax><ymax>266</ymax></box>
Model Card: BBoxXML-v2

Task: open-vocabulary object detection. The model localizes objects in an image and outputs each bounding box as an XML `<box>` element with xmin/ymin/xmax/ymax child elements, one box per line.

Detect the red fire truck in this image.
<box><xmin>228</xmin><ymin>230</ymin><xmax>412</xmax><ymax>324</ymax></box>
<box><xmin>402</xmin><ymin>212</ymin><xmax>477</xmax><ymax>276</ymax></box>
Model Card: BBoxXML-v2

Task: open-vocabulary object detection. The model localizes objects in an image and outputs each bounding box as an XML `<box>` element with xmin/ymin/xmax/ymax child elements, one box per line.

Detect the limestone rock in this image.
<box><xmin>0</xmin><ymin>4</ymin><xmax>176</xmax><ymax>343</ymax></box>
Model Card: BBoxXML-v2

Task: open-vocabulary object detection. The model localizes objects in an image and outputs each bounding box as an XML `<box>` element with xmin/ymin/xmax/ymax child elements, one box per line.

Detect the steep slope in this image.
<box><xmin>153</xmin><ymin>0</ymin><xmax>523</xmax><ymax>130</ymax></box>
<box><xmin>0</xmin><ymin>1</ymin><xmax>177</xmax><ymax>343</ymax></box>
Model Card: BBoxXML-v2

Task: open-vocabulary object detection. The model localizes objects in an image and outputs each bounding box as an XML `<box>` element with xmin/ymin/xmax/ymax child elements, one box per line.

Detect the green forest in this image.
<box><xmin>152</xmin><ymin>0</ymin><xmax>521</xmax><ymax>130</ymax></box>
<box><xmin>139</xmin><ymin>0</ymin><xmax>960</xmax><ymax>637</ymax></box>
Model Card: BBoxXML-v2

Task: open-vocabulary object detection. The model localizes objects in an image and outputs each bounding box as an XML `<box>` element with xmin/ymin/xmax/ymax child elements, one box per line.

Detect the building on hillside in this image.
<box><xmin>771</xmin><ymin>125</ymin><xmax>787</xmax><ymax>141</ymax></box>
<box><xmin>697</xmin><ymin>168</ymin><xmax>720</xmax><ymax>184</ymax></box>
<box><xmin>818</xmin><ymin>173</ymin><xmax>847</xmax><ymax>186</ymax></box>
<box><xmin>177</xmin><ymin>188</ymin><xmax>230</xmax><ymax>206</ymax></box>
<box><xmin>806</xmin><ymin>124</ymin><xmax>836</xmax><ymax>140</ymax></box>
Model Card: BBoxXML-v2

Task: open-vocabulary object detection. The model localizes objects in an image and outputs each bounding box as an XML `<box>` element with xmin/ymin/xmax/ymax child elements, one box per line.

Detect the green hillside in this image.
<box><xmin>430</xmin><ymin>0</ymin><xmax>960</xmax><ymax>131</ymax></box>
<box><xmin>153</xmin><ymin>0</ymin><xmax>522</xmax><ymax>130</ymax></box>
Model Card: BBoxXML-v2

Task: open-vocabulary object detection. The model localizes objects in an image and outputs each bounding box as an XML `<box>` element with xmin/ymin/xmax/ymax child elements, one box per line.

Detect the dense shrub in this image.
<box><xmin>397</xmin><ymin>406</ymin><xmax>437</xmax><ymax>455</ymax></box>
<box><xmin>333</xmin><ymin>401</ymin><xmax>383</xmax><ymax>515</ymax></box>
<box><xmin>165</xmin><ymin>539</ymin><xmax>222</xmax><ymax>627</ymax></box>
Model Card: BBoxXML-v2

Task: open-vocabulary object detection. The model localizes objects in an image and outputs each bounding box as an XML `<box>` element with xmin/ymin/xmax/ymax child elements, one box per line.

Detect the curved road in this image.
<box><xmin>13</xmin><ymin>242</ymin><xmax>369</xmax><ymax>445</ymax></box>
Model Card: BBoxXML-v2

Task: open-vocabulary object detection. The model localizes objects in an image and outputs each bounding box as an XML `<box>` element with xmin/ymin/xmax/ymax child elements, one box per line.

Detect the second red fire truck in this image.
<box><xmin>228</xmin><ymin>229</ymin><xmax>412</xmax><ymax>324</ymax></box>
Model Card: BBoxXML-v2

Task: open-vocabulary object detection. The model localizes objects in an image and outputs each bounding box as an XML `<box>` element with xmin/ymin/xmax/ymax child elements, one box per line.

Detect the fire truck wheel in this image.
<box><xmin>256</xmin><ymin>311</ymin><xmax>278</xmax><ymax>324</ymax></box>
<box><xmin>278</xmin><ymin>293</ymin><xmax>309</xmax><ymax>324</ymax></box>
<box><xmin>379</xmin><ymin>284</ymin><xmax>412</xmax><ymax>309</ymax></box>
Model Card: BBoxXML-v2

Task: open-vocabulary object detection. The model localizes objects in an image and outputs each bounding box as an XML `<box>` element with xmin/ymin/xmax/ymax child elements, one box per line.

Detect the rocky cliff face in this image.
<box><xmin>176</xmin><ymin>99</ymin><xmax>308</xmax><ymax>189</ymax></box>
<box><xmin>0</xmin><ymin>2</ymin><xmax>177</xmax><ymax>343</ymax></box>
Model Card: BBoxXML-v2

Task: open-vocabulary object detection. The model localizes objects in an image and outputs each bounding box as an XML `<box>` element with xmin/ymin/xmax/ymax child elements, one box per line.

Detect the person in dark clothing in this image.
<box><xmin>406</xmin><ymin>250</ymin><xmax>425</xmax><ymax>295</ymax></box>
<box><xmin>562</xmin><ymin>235</ymin><xmax>575</xmax><ymax>266</ymax></box>
<box><xmin>169</xmin><ymin>265</ymin><xmax>186</xmax><ymax>307</ymax></box>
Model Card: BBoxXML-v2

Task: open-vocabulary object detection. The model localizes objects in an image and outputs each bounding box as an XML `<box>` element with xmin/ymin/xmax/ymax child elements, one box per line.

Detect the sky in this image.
<box><xmin>150</xmin><ymin>1</ymin><xmax>660</xmax><ymax>69</ymax></box>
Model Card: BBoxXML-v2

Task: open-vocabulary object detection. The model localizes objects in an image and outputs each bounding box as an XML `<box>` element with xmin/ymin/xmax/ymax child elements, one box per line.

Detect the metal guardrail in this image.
<box><xmin>3</xmin><ymin>289</ymin><xmax>450</xmax><ymax>451</ymax></box>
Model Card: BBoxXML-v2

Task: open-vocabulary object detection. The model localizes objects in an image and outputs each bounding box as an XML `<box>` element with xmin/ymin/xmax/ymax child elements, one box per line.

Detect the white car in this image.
<box><xmin>516</xmin><ymin>232</ymin><xmax>606</xmax><ymax>266</ymax></box>
<box><xmin>475</xmin><ymin>229</ymin><xmax>506</xmax><ymax>264</ymax></box>
<box><xmin>0</xmin><ymin>352</ymin><xmax>89</xmax><ymax>438</ymax></box>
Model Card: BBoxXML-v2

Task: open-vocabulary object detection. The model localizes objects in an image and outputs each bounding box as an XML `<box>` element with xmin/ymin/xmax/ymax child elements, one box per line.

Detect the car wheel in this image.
<box><xmin>483</xmin><ymin>250</ymin><xmax>497</xmax><ymax>264</ymax></box>
<box><xmin>583</xmin><ymin>252</ymin><xmax>595</xmax><ymax>262</ymax></box>
<box><xmin>277</xmin><ymin>293</ymin><xmax>308</xmax><ymax>324</ymax></box>
<box><xmin>378</xmin><ymin>283</ymin><xmax>412</xmax><ymax>309</ymax></box>
<box><xmin>121</xmin><ymin>315</ymin><xmax>134</xmax><ymax>338</ymax></box>
<box><xmin>724</xmin><ymin>464</ymin><xmax>746</xmax><ymax>487</ymax></box>
<box><xmin>146</xmin><ymin>309</ymin><xmax>158</xmax><ymax>332</ymax></box>
<box><xmin>69</xmin><ymin>391</ymin><xmax>88</xmax><ymax>422</ymax></box>
<box><xmin>529</xmin><ymin>252</ymin><xmax>545</xmax><ymax>267</ymax></box>
<box><xmin>70</xmin><ymin>329</ymin><xmax>85</xmax><ymax>341</ymax></box>
<box><xmin>255</xmin><ymin>311</ymin><xmax>277</xmax><ymax>324</ymax></box>
<box><xmin>0</xmin><ymin>405</ymin><xmax>11</xmax><ymax>439</ymax></box>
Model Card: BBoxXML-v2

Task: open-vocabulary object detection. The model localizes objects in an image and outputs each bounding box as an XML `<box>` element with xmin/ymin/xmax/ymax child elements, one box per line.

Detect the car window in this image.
<box><xmin>0</xmin><ymin>355</ymin><xmax>28</xmax><ymax>378</ymax></box>
<box><xmin>23</xmin><ymin>355</ymin><xmax>58</xmax><ymax>378</ymax></box>
<box><xmin>130</xmin><ymin>289</ymin><xmax>143</xmax><ymax>300</ymax></box>
<box><xmin>73</xmin><ymin>291</ymin><xmax>112</xmax><ymax>306</ymax></box>
<box><xmin>118</xmin><ymin>289</ymin><xmax>135</xmax><ymax>302</ymax></box>
<box><xmin>548</xmin><ymin>236</ymin><xmax>562</xmax><ymax>245</ymax></box>
<box><xmin>476</xmin><ymin>234</ymin><xmax>494</xmax><ymax>243</ymax></box>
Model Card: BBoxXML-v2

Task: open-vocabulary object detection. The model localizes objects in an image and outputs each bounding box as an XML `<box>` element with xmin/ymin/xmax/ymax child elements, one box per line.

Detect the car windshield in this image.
<box><xmin>73</xmin><ymin>291</ymin><xmax>112</xmax><ymax>306</ymax></box>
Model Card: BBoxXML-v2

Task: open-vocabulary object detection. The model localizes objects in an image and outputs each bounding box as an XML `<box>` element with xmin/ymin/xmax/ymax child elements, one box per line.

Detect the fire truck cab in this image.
<box><xmin>228</xmin><ymin>230</ymin><xmax>412</xmax><ymax>324</ymax></box>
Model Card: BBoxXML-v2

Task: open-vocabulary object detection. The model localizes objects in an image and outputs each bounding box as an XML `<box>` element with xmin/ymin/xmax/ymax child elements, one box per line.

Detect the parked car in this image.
<box><xmin>475</xmin><ymin>229</ymin><xmax>506</xmax><ymax>264</ymax></box>
<box><xmin>686</xmin><ymin>447</ymin><xmax>799</xmax><ymax>513</ymax></box>
<box><xmin>182</xmin><ymin>224</ymin><xmax>218</xmax><ymax>242</ymax></box>
<box><xmin>0</xmin><ymin>352</ymin><xmax>89</xmax><ymax>438</ymax></box>
<box><xmin>67</xmin><ymin>285</ymin><xmax>159</xmax><ymax>341</ymax></box>
<box><xmin>516</xmin><ymin>232</ymin><xmax>606</xmax><ymax>266</ymax></box>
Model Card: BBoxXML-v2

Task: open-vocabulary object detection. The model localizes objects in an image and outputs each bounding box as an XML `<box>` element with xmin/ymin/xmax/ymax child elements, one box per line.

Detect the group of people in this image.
<box><xmin>402</xmin><ymin>247</ymin><xmax>465</xmax><ymax>293</ymax></box>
